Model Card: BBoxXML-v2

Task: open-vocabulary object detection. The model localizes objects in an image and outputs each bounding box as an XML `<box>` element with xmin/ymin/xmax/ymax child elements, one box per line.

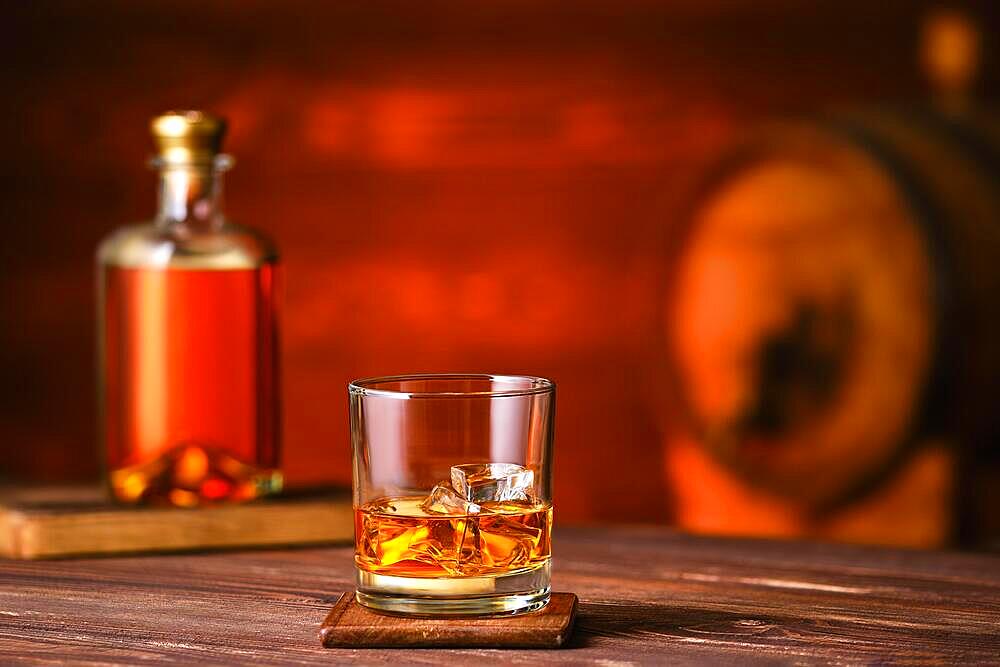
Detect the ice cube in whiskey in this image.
<box><xmin>421</xmin><ymin>483</ymin><xmax>482</xmax><ymax>515</ymax></box>
<box><xmin>450</xmin><ymin>463</ymin><xmax>535</xmax><ymax>503</ymax></box>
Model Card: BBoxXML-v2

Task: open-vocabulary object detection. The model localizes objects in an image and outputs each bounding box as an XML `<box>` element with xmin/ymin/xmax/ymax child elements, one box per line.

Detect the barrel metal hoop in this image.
<box><xmin>907</xmin><ymin>109</ymin><xmax>1000</xmax><ymax>189</ymax></box>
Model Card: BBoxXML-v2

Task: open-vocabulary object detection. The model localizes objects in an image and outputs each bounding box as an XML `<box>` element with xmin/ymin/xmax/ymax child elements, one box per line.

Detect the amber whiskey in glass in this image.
<box><xmin>355</xmin><ymin>496</ymin><xmax>552</xmax><ymax>577</ymax></box>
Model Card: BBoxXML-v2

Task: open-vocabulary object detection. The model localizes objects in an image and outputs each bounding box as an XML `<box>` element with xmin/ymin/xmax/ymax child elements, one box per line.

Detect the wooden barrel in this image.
<box><xmin>662</xmin><ymin>107</ymin><xmax>1000</xmax><ymax>543</ymax></box>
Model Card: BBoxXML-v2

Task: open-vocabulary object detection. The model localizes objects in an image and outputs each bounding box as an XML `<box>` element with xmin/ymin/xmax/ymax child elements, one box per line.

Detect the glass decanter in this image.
<box><xmin>97</xmin><ymin>111</ymin><xmax>281</xmax><ymax>506</ymax></box>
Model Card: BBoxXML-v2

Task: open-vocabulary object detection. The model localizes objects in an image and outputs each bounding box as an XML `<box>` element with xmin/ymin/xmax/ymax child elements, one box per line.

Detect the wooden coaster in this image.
<box><xmin>320</xmin><ymin>592</ymin><xmax>578</xmax><ymax>649</ymax></box>
<box><xmin>0</xmin><ymin>485</ymin><xmax>353</xmax><ymax>559</ymax></box>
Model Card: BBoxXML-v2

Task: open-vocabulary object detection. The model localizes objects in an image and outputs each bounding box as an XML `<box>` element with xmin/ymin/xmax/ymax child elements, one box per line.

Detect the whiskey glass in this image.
<box><xmin>350</xmin><ymin>374</ymin><xmax>555</xmax><ymax>616</ymax></box>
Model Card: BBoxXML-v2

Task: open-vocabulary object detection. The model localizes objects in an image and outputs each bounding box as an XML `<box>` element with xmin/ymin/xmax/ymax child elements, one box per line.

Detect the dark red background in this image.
<box><xmin>2</xmin><ymin>1</ymin><xmax>997</xmax><ymax>523</ymax></box>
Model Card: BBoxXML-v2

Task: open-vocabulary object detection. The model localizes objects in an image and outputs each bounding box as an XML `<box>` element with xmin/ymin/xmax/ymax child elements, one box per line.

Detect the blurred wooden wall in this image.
<box><xmin>1</xmin><ymin>1</ymin><xmax>997</xmax><ymax>523</ymax></box>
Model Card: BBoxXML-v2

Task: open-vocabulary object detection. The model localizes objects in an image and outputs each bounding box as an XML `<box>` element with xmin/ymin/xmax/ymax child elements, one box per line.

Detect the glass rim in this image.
<box><xmin>348</xmin><ymin>373</ymin><xmax>555</xmax><ymax>399</ymax></box>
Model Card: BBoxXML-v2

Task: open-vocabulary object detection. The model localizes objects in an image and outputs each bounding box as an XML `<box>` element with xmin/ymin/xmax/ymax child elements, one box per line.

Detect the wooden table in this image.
<box><xmin>1</xmin><ymin>526</ymin><xmax>998</xmax><ymax>664</ymax></box>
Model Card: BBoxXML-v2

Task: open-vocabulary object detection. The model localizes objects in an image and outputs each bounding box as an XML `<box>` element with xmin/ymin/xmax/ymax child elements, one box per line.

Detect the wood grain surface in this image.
<box><xmin>1</xmin><ymin>526</ymin><xmax>999</xmax><ymax>664</ymax></box>
<box><xmin>0</xmin><ymin>486</ymin><xmax>353</xmax><ymax>559</ymax></box>
<box><xmin>320</xmin><ymin>592</ymin><xmax>577</xmax><ymax>648</ymax></box>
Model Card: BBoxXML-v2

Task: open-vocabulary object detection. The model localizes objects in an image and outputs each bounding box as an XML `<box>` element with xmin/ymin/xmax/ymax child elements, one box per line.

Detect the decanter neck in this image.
<box><xmin>155</xmin><ymin>158</ymin><xmax>230</xmax><ymax>230</ymax></box>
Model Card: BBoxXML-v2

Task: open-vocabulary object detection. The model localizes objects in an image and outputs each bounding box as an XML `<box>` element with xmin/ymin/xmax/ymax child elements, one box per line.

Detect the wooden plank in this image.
<box><xmin>319</xmin><ymin>592</ymin><xmax>577</xmax><ymax>648</ymax></box>
<box><xmin>0</xmin><ymin>527</ymin><xmax>998</xmax><ymax>664</ymax></box>
<box><xmin>0</xmin><ymin>485</ymin><xmax>353</xmax><ymax>559</ymax></box>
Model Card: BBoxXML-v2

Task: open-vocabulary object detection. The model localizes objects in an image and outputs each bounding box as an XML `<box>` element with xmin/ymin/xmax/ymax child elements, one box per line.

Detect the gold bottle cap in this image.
<box><xmin>151</xmin><ymin>110</ymin><xmax>227</xmax><ymax>165</ymax></box>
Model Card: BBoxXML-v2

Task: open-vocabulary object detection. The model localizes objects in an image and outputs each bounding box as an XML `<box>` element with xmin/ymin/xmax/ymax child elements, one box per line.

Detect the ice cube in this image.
<box><xmin>421</xmin><ymin>483</ymin><xmax>482</xmax><ymax>515</ymax></box>
<box><xmin>450</xmin><ymin>463</ymin><xmax>535</xmax><ymax>503</ymax></box>
<box><xmin>476</xmin><ymin>513</ymin><xmax>544</xmax><ymax>569</ymax></box>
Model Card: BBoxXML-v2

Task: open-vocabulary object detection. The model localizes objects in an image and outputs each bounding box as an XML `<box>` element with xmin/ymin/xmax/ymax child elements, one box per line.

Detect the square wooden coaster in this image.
<box><xmin>320</xmin><ymin>592</ymin><xmax>578</xmax><ymax>649</ymax></box>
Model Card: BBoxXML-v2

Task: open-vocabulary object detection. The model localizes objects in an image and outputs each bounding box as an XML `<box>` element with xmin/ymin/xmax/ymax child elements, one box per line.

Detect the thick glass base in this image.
<box><xmin>355</xmin><ymin>560</ymin><xmax>551</xmax><ymax>617</ymax></box>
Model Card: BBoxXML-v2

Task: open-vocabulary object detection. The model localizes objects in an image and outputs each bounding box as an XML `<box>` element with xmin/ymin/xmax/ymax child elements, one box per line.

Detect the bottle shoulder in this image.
<box><xmin>98</xmin><ymin>220</ymin><xmax>278</xmax><ymax>269</ymax></box>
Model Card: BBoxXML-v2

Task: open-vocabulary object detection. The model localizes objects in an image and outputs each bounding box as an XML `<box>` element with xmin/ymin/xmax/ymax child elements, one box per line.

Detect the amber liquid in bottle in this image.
<box><xmin>99</xmin><ymin>111</ymin><xmax>281</xmax><ymax>506</ymax></box>
<box><xmin>101</xmin><ymin>265</ymin><xmax>280</xmax><ymax>505</ymax></box>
